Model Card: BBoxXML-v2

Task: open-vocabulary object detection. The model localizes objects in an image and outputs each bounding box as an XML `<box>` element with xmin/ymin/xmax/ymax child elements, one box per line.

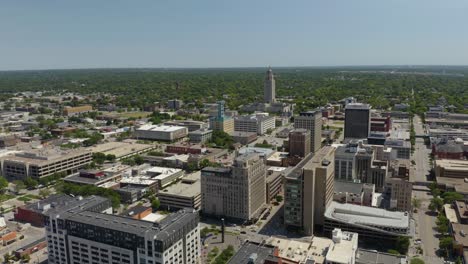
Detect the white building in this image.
<box><xmin>234</xmin><ymin>113</ymin><xmax>276</xmax><ymax>135</ymax></box>
<box><xmin>135</xmin><ymin>124</ymin><xmax>188</xmax><ymax>141</ymax></box>
<box><xmin>325</xmin><ymin>228</ymin><xmax>359</xmax><ymax>264</ymax></box>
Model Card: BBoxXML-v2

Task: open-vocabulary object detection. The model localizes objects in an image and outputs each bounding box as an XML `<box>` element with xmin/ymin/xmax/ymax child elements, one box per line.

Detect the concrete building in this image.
<box><xmin>164</xmin><ymin>120</ymin><xmax>208</xmax><ymax>132</ymax></box>
<box><xmin>167</xmin><ymin>99</ymin><xmax>183</xmax><ymax>110</ymax></box>
<box><xmin>135</xmin><ymin>124</ymin><xmax>188</xmax><ymax>141</ymax></box>
<box><xmin>428</xmin><ymin>128</ymin><xmax>468</xmax><ymax>141</ymax></box>
<box><xmin>63</xmin><ymin>105</ymin><xmax>93</xmax><ymax>116</ymax></box>
<box><xmin>132</xmin><ymin>165</ymin><xmax>184</xmax><ymax>190</ymax></box>
<box><xmin>334</xmin><ymin>181</ymin><xmax>374</xmax><ymax>207</ymax></box>
<box><xmin>344</xmin><ymin>103</ymin><xmax>371</xmax><ymax>139</ymax></box>
<box><xmin>45</xmin><ymin>203</ymin><xmax>199</xmax><ymax>264</ymax></box>
<box><xmin>231</xmin><ymin>131</ymin><xmax>258</xmax><ymax>145</ymax></box>
<box><xmin>158</xmin><ymin>172</ymin><xmax>201</xmax><ymax>211</ymax></box>
<box><xmin>2</xmin><ymin>147</ymin><xmax>92</xmax><ymax>180</ymax></box>
<box><xmin>188</xmin><ymin>128</ymin><xmax>212</xmax><ymax>143</ymax></box>
<box><xmin>234</xmin><ymin>113</ymin><xmax>276</xmax><ymax>135</ymax></box>
<box><xmin>209</xmin><ymin>100</ymin><xmax>235</xmax><ymax>134</ymax></box>
<box><xmin>335</xmin><ymin>141</ymin><xmax>389</xmax><ymax>191</ymax></box>
<box><xmin>264</xmin><ymin>67</ymin><xmax>276</xmax><ymax>104</ymax></box>
<box><xmin>356</xmin><ymin>249</ymin><xmax>407</xmax><ymax>264</ymax></box>
<box><xmin>64</xmin><ymin>169</ymin><xmax>122</xmax><ymax>188</ymax></box>
<box><xmin>386</xmin><ymin>178</ymin><xmax>413</xmax><ymax>212</ymax></box>
<box><xmin>201</xmin><ymin>153</ymin><xmax>266</xmax><ymax>222</ymax></box>
<box><xmin>284</xmin><ymin>147</ymin><xmax>335</xmax><ymax>235</ymax></box>
<box><xmin>324</xmin><ymin>202</ymin><xmax>410</xmax><ymax>242</ymax></box>
<box><xmin>288</xmin><ymin>129</ymin><xmax>311</xmax><ymax>158</ymax></box>
<box><xmin>294</xmin><ymin>110</ymin><xmax>322</xmax><ymax>153</ymax></box>
<box><xmin>87</xmin><ymin>141</ymin><xmax>156</xmax><ymax>160</ymax></box>
<box><xmin>384</xmin><ymin>139</ymin><xmax>411</xmax><ymax>159</ymax></box>
<box><xmin>14</xmin><ymin>195</ymin><xmax>110</xmax><ymax>227</ymax></box>
<box><xmin>435</xmin><ymin>159</ymin><xmax>468</xmax><ymax>178</ymax></box>
<box><xmin>266</xmin><ymin>168</ymin><xmax>283</xmax><ymax>202</ymax></box>
<box><xmin>325</xmin><ymin>228</ymin><xmax>359</xmax><ymax>264</ymax></box>
<box><xmin>229</xmin><ymin>229</ymin><xmax>358</xmax><ymax>264</ymax></box>
<box><xmin>227</xmin><ymin>241</ymin><xmax>277</xmax><ymax>264</ymax></box>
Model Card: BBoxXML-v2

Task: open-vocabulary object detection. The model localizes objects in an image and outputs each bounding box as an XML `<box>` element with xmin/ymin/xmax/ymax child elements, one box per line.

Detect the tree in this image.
<box><xmin>429</xmin><ymin>182</ymin><xmax>441</xmax><ymax>197</ymax></box>
<box><xmin>395</xmin><ymin>236</ymin><xmax>410</xmax><ymax>254</ymax></box>
<box><xmin>3</xmin><ymin>253</ymin><xmax>12</xmax><ymax>262</ymax></box>
<box><xmin>23</xmin><ymin>177</ymin><xmax>38</xmax><ymax>189</ymax></box>
<box><xmin>436</xmin><ymin>217</ymin><xmax>449</xmax><ymax>233</ymax></box>
<box><xmin>21</xmin><ymin>253</ymin><xmax>31</xmax><ymax>263</ymax></box>
<box><xmin>92</xmin><ymin>152</ymin><xmax>107</xmax><ymax>165</ymax></box>
<box><xmin>439</xmin><ymin>237</ymin><xmax>453</xmax><ymax>257</ymax></box>
<box><xmin>441</xmin><ymin>192</ymin><xmax>464</xmax><ymax>204</ymax></box>
<box><xmin>151</xmin><ymin>197</ymin><xmax>160</xmax><ymax>211</ymax></box>
<box><xmin>133</xmin><ymin>155</ymin><xmax>144</xmax><ymax>165</ymax></box>
<box><xmin>0</xmin><ymin>176</ymin><xmax>8</xmax><ymax>193</ymax></box>
<box><xmin>410</xmin><ymin>258</ymin><xmax>425</xmax><ymax>264</ymax></box>
<box><xmin>275</xmin><ymin>195</ymin><xmax>283</xmax><ymax>203</ymax></box>
<box><xmin>105</xmin><ymin>154</ymin><xmax>116</xmax><ymax>162</ymax></box>
<box><xmin>412</xmin><ymin>198</ymin><xmax>421</xmax><ymax>210</ymax></box>
<box><xmin>13</xmin><ymin>180</ymin><xmax>25</xmax><ymax>194</ymax></box>
<box><xmin>429</xmin><ymin>197</ymin><xmax>444</xmax><ymax>212</ymax></box>
<box><xmin>39</xmin><ymin>189</ymin><xmax>51</xmax><ymax>199</ymax></box>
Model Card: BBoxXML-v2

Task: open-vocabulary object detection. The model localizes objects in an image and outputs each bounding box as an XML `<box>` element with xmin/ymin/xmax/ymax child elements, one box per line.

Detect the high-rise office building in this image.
<box><xmin>45</xmin><ymin>197</ymin><xmax>200</xmax><ymax>264</ymax></box>
<box><xmin>344</xmin><ymin>103</ymin><xmax>371</xmax><ymax>139</ymax></box>
<box><xmin>335</xmin><ymin>141</ymin><xmax>388</xmax><ymax>191</ymax></box>
<box><xmin>201</xmin><ymin>153</ymin><xmax>266</xmax><ymax>222</ymax></box>
<box><xmin>264</xmin><ymin>67</ymin><xmax>276</xmax><ymax>104</ymax></box>
<box><xmin>294</xmin><ymin>110</ymin><xmax>322</xmax><ymax>153</ymax></box>
<box><xmin>288</xmin><ymin>129</ymin><xmax>311</xmax><ymax>158</ymax></box>
<box><xmin>209</xmin><ymin>100</ymin><xmax>234</xmax><ymax>134</ymax></box>
<box><xmin>284</xmin><ymin>146</ymin><xmax>335</xmax><ymax>235</ymax></box>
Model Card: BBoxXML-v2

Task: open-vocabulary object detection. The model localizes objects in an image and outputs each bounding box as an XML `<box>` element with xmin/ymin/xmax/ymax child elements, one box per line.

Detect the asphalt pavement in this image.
<box><xmin>410</xmin><ymin>115</ymin><xmax>444</xmax><ymax>264</ymax></box>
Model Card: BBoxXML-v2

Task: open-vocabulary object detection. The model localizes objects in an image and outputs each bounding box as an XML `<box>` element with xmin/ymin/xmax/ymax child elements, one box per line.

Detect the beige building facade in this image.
<box><xmin>201</xmin><ymin>153</ymin><xmax>266</xmax><ymax>222</ymax></box>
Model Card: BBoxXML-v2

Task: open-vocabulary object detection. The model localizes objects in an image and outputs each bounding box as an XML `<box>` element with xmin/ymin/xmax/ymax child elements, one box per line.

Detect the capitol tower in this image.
<box><xmin>264</xmin><ymin>67</ymin><xmax>276</xmax><ymax>104</ymax></box>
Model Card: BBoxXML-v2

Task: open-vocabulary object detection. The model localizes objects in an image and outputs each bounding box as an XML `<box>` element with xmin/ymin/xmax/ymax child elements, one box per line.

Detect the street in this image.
<box><xmin>410</xmin><ymin>115</ymin><xmax>444</xmax><ymax>264</ymax></box>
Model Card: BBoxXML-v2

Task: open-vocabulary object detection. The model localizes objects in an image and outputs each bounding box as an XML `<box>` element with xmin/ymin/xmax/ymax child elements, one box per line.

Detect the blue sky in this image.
<box><xmin>1</xmin><ymin>0</ymin><xmax>468</xmax><ymax>70</ymax></box>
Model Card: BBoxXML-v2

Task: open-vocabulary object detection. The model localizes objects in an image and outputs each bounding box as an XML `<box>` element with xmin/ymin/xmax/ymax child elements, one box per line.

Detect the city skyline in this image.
<box><xmin>1</xmin><ymin>0</ymin><xmax>468</xmax><ymax>70</ymax></box>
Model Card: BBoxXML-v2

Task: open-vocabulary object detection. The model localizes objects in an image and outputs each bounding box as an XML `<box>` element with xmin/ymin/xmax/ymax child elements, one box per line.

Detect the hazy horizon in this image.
<box><xmin>2</xmin><ymin>0</ymin><xmax>468</xmax><ymax>71</ymax></box>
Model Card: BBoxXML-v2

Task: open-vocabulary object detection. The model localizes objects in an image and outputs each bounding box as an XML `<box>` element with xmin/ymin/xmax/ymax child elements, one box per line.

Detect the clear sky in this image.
<box><xmin>1</xmin><ymin>0</ymin><xmax>468</xmax><ymax>70</ymax></box>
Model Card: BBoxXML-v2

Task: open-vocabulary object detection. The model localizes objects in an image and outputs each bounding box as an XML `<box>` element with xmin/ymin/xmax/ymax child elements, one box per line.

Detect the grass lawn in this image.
<box><xmin>0</xmin><ymin>193</ymin><xmax>14</xmax><ymax>203</ymax></box>
<box><xmin>17</xmin><ymin>194</ymin><xmax>41</xmax><ymax>202</ymax></box>
<box><xmin>207</xmin><ymin>247</ymin><xmax>220</xmax><ymax>263</ymax></box>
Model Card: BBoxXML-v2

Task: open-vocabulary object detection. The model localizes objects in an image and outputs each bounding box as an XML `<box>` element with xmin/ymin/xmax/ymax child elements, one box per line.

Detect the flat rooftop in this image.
<box><xmin>3</xmin><ymin>147</ymin><xmax>89</xmax><ymax>165</ymax></box>
<box><xmin>68</xmin><ymin>208</ymin><xmax>196</xmax><ymax>239</ymax></box>
<box><xmin>267</xmin><ymin>236</ymin><xmax>332</xmax><ymax>264</ymax></box>
<box><xmin>435</xmin><ymin>159</ymin><xmax>468</xmax><ymax>171</ymax></box>
<box><xmin>346</xmin><ymin>103</ymin><xmax>371</xmax><ymax>110</ymax></box>
<box><xmin>87</xmin><ymin>141</ymin><xmax>154</xmax><ymax>158</ymax></box>
<box><xmin>64</xmin><ymin>172</ymin><xmax>120</xmax><ymax>185</ymax></box>
<box><xmin>356</xmin><ymin>249</ymin><xmax>406</xmax><ymax>264</ymax></box>
<box><xmin>334</xmin><ymin>181</ymin><xmax>364</xmax><ymax>194</ymax></box>
<box><xmin>227</xmin><ymin>241</ymin><xmax>276</xmax><ymax>264</ymax></box>
<box><xmin>145</xmin><ymin>166</ymin><xmax>183</xmax><ymax>180</ymax></box>
<box><xmin>238</xmin><ymin>147</ymin><xmax>275</xmax><ymax>158</ymax></box>
<box><xmin>158</xmin><ymin>172</ymin><xmax>200</xmax><ymax>198</ymax></box>
<box><xmin>137</xmin><ymin>124</ymin><xmax>186</xmax><ymax>132</ymax></box>
<box><xmin>436</xmin><ymin>177</ymin><xmax>468</xmax><ymax>194</ymax></box>
<box><xmin>326</xmin><ymin>231</ymin><xmax>358</xmax><ymax>264</ymax></box>
<box><xmin>325</xmin><ymin>201</ymin><xmax>410</xmax><ymax>229</ymax></box>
